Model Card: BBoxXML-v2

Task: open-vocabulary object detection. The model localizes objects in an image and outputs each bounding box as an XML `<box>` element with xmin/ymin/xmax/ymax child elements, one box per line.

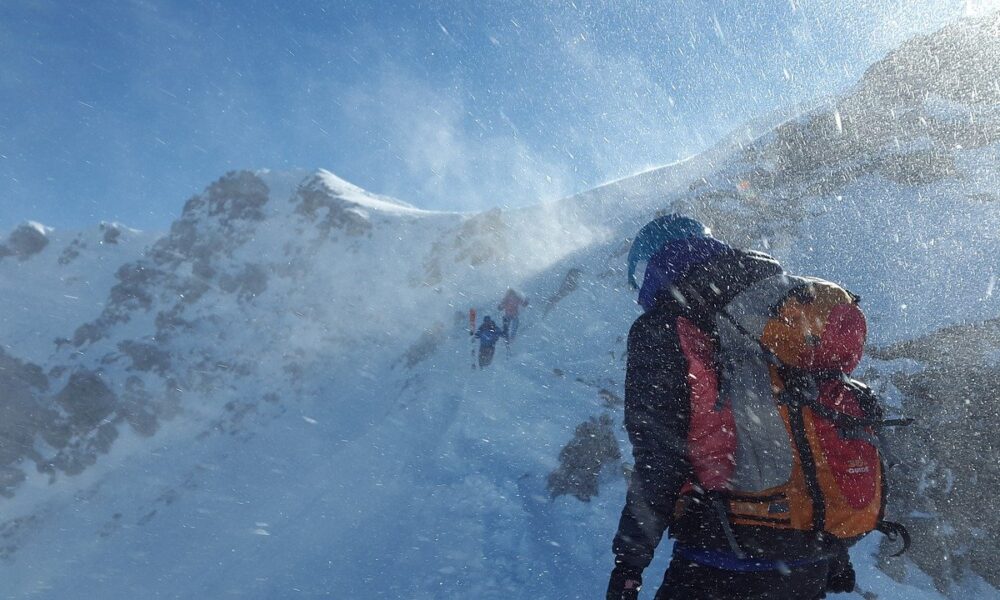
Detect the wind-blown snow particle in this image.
<box><xmin>712</xmin><ymin>14</ymin><xmax>724</xmax><ymax>41</ymax></box>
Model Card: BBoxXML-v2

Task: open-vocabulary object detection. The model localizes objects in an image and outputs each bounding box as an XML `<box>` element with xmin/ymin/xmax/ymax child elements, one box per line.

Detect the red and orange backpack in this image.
<box><xmin>674</xmin><ymin>274</ymin><xmax>909</xmax><ymax>555</ymax></box>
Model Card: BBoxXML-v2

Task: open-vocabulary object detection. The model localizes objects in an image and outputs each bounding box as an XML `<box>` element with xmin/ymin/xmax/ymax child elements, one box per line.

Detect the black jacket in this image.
<box><xmin>611</xmin><ymin>247</ymin><xmax>829</xmax><ymax>570</ymax></box>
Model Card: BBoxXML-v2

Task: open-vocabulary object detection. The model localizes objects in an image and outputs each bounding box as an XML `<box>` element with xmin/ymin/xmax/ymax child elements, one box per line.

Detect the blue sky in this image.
<box><xmin>0</xmin><ymin>0</ymin><xmax>985</xmax><ymax>231</ymax></box>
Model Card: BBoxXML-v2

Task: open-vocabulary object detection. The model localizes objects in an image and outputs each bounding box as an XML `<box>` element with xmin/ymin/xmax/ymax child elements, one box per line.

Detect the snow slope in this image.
<box><xmin>1</xmin><ymin>14</ymin><xmax>1000</xmax><ymax>600</ymax></box>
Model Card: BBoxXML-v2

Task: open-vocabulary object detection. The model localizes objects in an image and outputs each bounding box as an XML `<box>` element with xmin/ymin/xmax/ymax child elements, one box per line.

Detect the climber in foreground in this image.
<box><xmin>474</xmin><ymin>315</ymin><xmax>503</xmax><ymax>368</ymax></box>
<box><xmin>608</xmin><ymin>214</ymin><xmax>899</xmax><ymax>599</ymax></box>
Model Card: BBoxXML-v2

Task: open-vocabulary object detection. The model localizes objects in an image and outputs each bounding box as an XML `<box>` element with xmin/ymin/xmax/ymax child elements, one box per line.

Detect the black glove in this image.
<box><xmin>607</xmin><ymin>563</ymin><xmax>643</xmax><ymax>600</ymax></box>
<box><xmin>826</xmin><ymin>558</ymin><xmax>856</xmax><ymax>594</ymax></box>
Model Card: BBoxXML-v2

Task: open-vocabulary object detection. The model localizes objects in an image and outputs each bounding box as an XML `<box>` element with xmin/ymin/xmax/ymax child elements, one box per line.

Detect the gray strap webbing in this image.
<box><xmin>714</xmin><ymin>274</ymin><xmax>808</xmax><ymax>492</ymax></box>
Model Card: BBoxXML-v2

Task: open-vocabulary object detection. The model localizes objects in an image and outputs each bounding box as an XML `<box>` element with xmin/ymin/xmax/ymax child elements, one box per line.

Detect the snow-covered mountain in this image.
<box><xmin>1</xmin><ymin>13</ymin><xmax>999</xmax><ymax>600</ymax></box>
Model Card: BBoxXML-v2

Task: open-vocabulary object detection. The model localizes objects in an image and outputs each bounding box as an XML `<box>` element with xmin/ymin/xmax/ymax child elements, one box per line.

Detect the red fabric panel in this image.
<box><xmin>810</xmin><ymin>303</ymin><xmax>866</xmax><ymax>373</ymax></box>
<box><xmin>676</xmin><ymin>316</ymin><xmax>736</xmax><ymax>491</ymax></box>
<box><xmin>812</xmin><ymin>381</ymin><xmax>879</xmax><ymax>509</ymax></box>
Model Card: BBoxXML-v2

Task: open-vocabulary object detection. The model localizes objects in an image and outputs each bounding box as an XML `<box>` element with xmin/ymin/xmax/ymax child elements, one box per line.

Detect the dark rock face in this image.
<box><xmin>0</xmin><ymin>349</ymin><xmax>52</xmax><ymax>496</ymax></box>
<box><xmin>200</xmin><ymin>171</ymin><xmax>269</xmax><ymax>224</ymax></box>
<box><xmin>119</xmin><ymin>377</ymin><xmax>157</xmax><ymax>436</ymax></box>
<box><xmin>158</xmin><ymin>171</ymin><xmax>271</xmax><ymax>266</ymax></box>
<box><xmin>58</xmin><ymin>239</ymin><xmax>83</xmax><ymax>265</ymax></box>
<box><xmin>55</xmin><ymin>371</ymin><xmax>118</xmax><ymax>432</ymax></box>
<box><xmin>71</xmin><ymin>171</ymin><xmax>273</xmax><ymax>349</ymax></box>
<box><xmin>0</xmin><ymin>224</ymin><xmax>49</xmax><ymax>260</ymax></box>
<box><xmin>0</xmin><ymin>356</ymin><xmax>131</xmax><ymax>492</ymax></box>
<box><xmin>71</xmin><ymin>262</ymin><xmax>163</xmax><ymax>347</ymax></box>
<box><xmin>293</xmin><ymin>175</ymin><xmax>373</xmax><ymax>237</ymax></box>
<box><xmin>47</xmin><ymin>421</ymin><xmax>120</xmax><ymax>476</ymax></box>
<box><xmin>71</xmin><ymin>322</ymin><xmax>105</xmax><ymax>347</ymax></box>
<box><xmin>56</xmin><ymin>223</ymin><xmax>126</xmax><ymax>266</ymax></box>
<box><xmin>543</xmin><ymin>268</ymin><xmax>583</xmax><ymax>317</ymax></box>
<box><xmin>7</xmin><ymin>171</ymin><xmax>291</xmax><ymax>497</ymax></box>
<box><xmin>118</xmin><ymin>341</ymin><xmax>172</xmax><ymax>374</ymax></box>
<box><xmin>101</xmin><ymin>223</ymin><xmax>122</xmax><ymax>245</ymax></box>
<box><xmin>870</xmin><ymin>319</ymin><xmax>1000</xmax><ymax>591</ymax></box>
<box><xmin>118</xmin><ymin>376</ymin><xmax>175</xmax><ymax>438</ymax></box>
<box><xmin>547</xmin><ymin>413</ymin><xmax>621</xmax><ymax>502</ymax></box>
<box><xmin>110</xmin><ymin>263</ymin><xmax>158</xmax><ymax>310</ymax></box>
<box><xmin>855</xmin><ymin>16</ymin><xmax>1000</xmax><ymax>108</ymax></box>
<box><xmin>218</xmin><ymin>264</ymin><xmax>269</xmax><ymax>301</ymax></box>
<box><xmin>688</xmin><ymin>14</ymin><xmax>1000</xmax><ymax>251</ymax></box>
<box><xmin>3</xmin><ymin>168</ymin><xmax>394</xmax><ymax>501</ymax></box>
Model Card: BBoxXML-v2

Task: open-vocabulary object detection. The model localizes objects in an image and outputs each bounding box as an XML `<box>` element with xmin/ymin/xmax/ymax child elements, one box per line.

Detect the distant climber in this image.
<box><xmin>607</xmin><ymin>214</ymin><xmax>903</xmax><ymax>600</ymax></box>
<box><xmin>498</xmin><ymin>288</ymin><xmax>528</xmax><ymax>341</ymax></box>
<box><xmin>474</xmin><ymin>316</ymin><xmax>503</xmax><ymax>368</ymax></box>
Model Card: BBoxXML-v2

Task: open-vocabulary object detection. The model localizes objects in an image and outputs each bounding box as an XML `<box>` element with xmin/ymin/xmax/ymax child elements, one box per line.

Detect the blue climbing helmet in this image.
<box><xmin>627</xmin><ymin>214</ymin><xmax>710</xmax><ymax>289</ymax></box>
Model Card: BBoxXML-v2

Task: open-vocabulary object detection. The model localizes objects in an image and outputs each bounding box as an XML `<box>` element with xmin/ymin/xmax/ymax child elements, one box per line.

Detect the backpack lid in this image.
<box><xmin>761</xmin><ymin>279</ymin><xmax>865</xmax><ymax>373</ymax></box>
<box><xmin>721</xmin><ymin>275</ymin><xmax>865</xmax><ymax>373</ymax></box>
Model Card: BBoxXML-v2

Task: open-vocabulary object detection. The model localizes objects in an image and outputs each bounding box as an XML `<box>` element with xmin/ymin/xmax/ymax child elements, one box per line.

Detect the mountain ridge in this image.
<box><xmin>1</xmin><ymin>14</ymin><xmax>1000</xmax><ymax>598</ymax></box>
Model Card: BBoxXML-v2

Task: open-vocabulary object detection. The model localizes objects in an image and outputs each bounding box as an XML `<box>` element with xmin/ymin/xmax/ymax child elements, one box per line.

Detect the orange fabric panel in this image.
<box><xmin>803</xmin><ymin>407</ymin><xmax>882</xmax><ymax>539</ymax></box>
<box><xmin>760</xmin><ymin>282</ymin><xmax>861</xmax><ymax>371</ymax></box>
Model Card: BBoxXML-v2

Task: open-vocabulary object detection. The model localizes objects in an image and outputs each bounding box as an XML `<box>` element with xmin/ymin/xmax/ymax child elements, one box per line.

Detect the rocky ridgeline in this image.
<box><xmin>0</xmin><ymin>165</ymin><xmax>505</xmax><ymax>503</ymax></box>
<box><xmin>0</xmin><ymin>170</ymin><xmax>394</xmax><ymax>498</ymax></box>
<box><xmin>668</xmin><ymin>14</ymin><xmax>1000</xmax><ymax>252</ymax></box>
<box><xmin>764</xmin><ymin>15</ymin><xmax>1000</xmax><ymax>185</ymax></box>
<box><xmin>0</xmin><ymin>172</ymin><xmax>271</xmax><ymax>496</ymax></box>
<box><xmin>58</xmin><ymin>222</ymin><xmax>129</xmax><ymax>265</ymax></box>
